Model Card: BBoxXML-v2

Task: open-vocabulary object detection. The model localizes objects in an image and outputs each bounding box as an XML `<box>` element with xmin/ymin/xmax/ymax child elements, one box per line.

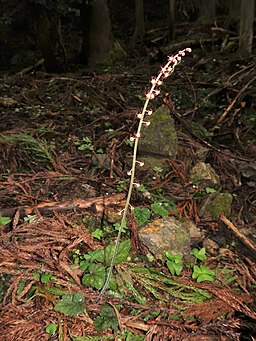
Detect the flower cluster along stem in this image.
<box><xmin>97</xmin><ymin>48</ymin><xmax>192</xmax><ymax>301</ymax></box>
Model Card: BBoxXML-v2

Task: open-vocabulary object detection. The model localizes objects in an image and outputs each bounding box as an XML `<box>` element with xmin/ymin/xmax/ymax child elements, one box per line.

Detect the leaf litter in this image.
<box><xmin>0</xmin><ymin>47</ymin><xmax>256</xmax><ymax>340</ymax></box>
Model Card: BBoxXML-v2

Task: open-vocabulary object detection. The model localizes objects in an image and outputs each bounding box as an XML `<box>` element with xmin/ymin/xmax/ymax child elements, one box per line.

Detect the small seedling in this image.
<box><xmin>113</xmin><ymin>220</ymin><xmax>128</xmax><ymax>233</ymax></box>
<box><xmin>40</xmin><ymin>272</ymin><xmax>56</xmax><ymax>284</ymax></box>
<box><xmin>54</xmin><ymin>292</ymin><xmax>86</xmax><ymax>316</ymax></box>
<box><xmin>0</xmin><ymin>215</ymin><xmax>11</xmax><ymax>226</ymax></box>
<box><xmin>24</xmin><ymin>214</ymin><xmax>38</xmax><ymax>223</ymax></box>
<box><xmin>165</xmin><ymin>252</ymin><xmax>183</xmax><ymax>276</ymax></box>
<box><xmin>91</xmin><ymin>228</ymin><xmax>103</xmax><ymax>239</ymax></box>
<box><xmin>192</xmin><ymin>265</ymin><xmax>215</xmax><ymax>282</ymax></box>
<box><xmin>79</xmin><ymin>240</ymin><xmax>130</xmax><ymax>290</ymax></box>
<box><xmin>190</xmin><ymin>247</ymin><xmax>207</xmax><ymax>261</ymax></box>
<box><xmin>205</xmin><ymin>187</ymin><xmax>217</xmax><ymax>194</ymax></box>
<box><xmin>152</xmin><ymin>166</ymin><xmax>164</xmax><ymax>173</ymax></box>
<box><xmin>74</xmin><ymin>137</ymin><xmax>94</xmax><ymax>151</ymax></box>
<box><xmin>94</xmin><ymin>304</ymin><xmax>118</xmax><ymax>332</ymax></box>
<box><xmin>45</xmin><ymin>322</ymin><xmax>57</xmax><ymax>335</ymax></box>
<box><xmin>134</xmin><ymin>207</ymin><xmax>151</xmax><ymax>226</ymax></box>
<box><xmin>151</xmin><ymin>202</ymin><xmax>168</xmax><ymax>217</ymax></box>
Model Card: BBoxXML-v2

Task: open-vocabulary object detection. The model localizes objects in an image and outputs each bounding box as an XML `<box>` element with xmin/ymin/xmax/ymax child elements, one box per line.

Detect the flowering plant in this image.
<box><xmin>98</xmin><ymin>48</ymin><xmax>192</xmax><ymax>300</ymax></box>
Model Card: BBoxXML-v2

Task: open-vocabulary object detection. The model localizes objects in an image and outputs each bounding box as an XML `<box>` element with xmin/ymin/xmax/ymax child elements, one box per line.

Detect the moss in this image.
<box><xmin>138</xmin><ymin>105</ymin><xmax>177</xmax><ymax>158</ymax></box>
<box><xmin>200</xmin><ymin>193</ymin><xmax>233</xmax><ymax>221</ymax></box>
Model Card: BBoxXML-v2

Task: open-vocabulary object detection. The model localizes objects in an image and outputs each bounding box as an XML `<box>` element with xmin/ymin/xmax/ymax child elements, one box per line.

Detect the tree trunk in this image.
<box><xmin>239</xmin><ymin>0</ymin><xmax>254</xmax><ymax>58</ymax></box>
<box><xmin>169</xmin><ymin>0</ymin><xmax>175</xmax><ymax>41</ymax></box>
<box><xmin>80</xmin><ymin>0</ymin><xmax>91</xmax><ymax>64</ymax></box>
<box><xmin>86</xmin><ymin>0</ymin><xmax>112</xmax><ymax>65</ymax></box>
<box><xmin>199</xmin><ymin>0</ymin><xmax>216</xmax><ymax>24</ymax></box>
<box><xmin>34</xmin><ymin>1</ymin><xmax>66</xmax><ymax>72</ymax></box>
<box><xmin>224</xmin><ymin>0</ymin><xmax>241</xmax><ymax>28</ymax></box>
<box><xmin>133</xmin><ymin>0</ymin><xmax>145</xmax><ymax>42</ymax></box>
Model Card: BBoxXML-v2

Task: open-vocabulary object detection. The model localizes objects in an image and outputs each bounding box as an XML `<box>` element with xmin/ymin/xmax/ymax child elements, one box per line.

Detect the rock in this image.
<box><xmin>190</xmin><ymin>162</ymin><xmax>220</xmax><ymax>189</ymax></box>
<box><xmin>202</xmin><ymin>238</ymin><xmax>219</xmax><ymax>255</ymax></box>
<box><xmin>136</xmin><ymin>155</ymin><xmax>169</xmax><ymax>171</ymax></box>
<box><xmin>0</xmin><ymin>96</ymin><xmax>17</xmax><ymax>107</ymax></box>
<box><xmin>138</xmin><ymin>105</ymin><xmax>177</xmax><ymax>170</ymax></box>
<box><xmin>186</xmin><ymin>219</ymin><xmax>204</xmax><ymax>245</ymax></box>
<box><xmin>199</xmin><ymin>192</ymin><xmax>233</xmax><ymax>221</ymax></box>
<box><xmin>138</xmin><ymin>216</ymin><xmax>200</xmax><ymax>259</ymax></box>
<box><xmin>240</xmin><ymin>162</ymin><xmax>256</xmax><ymax>187</ymax></box>
<box><xmin>194</xmin><ymin>146</ymin><xmax>209</xmax><ymax>162</ymax></box>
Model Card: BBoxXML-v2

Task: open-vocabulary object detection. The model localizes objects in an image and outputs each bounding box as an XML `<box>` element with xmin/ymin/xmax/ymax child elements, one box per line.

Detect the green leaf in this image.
<box><xmin>192</xmin><ymin>265</ymin><xmax>201</xmax><ymax>279</ymax></box>
<box><xmin>190</xmin><ymin>247</ymin><xmax>207</xmax><ymax>261</ymax></box>
<box><xmin>41</xmin><ymin>272</ymin><xmax>56</xmax><ymax>284</ymax></box>
<box><xmin>79</xmin><ymin>248</ymin><xmax>102</xmax><ymax>270</ymax></box>
<box><xmin>205</xmin><ymin>187</ymin><xmax>216</xmax><ymax>194</ymax></box>
<box><xmin>54</xmin><ymin>292</ymin><xmax>86</xmax><ymax>316</ymax></box>
<box><xmin>165</xmin><ymin>252</ymin><xmax>183</xmax><ymax>263</ymax></box>
<box><xmin>134</xmin><ymin>207</ymin><xmax>150</xmax><ymax>226</ymax></box>
<box><xmin>45</xmin><ymin>322</ymin><xmax>57</xmax><ymax>335</ymax></box>
<box><xmin>82</xmin><ymin>264</ymin><xmax>106</xmax><ymax>289</ymax></box>
<box><xmin>151</xmin><ymin>203</ymin><xmax>168</xmax><ymax>217</ymax></box>
<box><xmin>44</xmin><ymin>286</ymin><xmax>70</xmax><ymax>296</ymax></box>
<box><xmin>0</xmin><ymin>215</ymin><xmax>11</xmax><ymax>226</ymax></box>
<box><xmin>113</xmin><ymin>220</ymin><xmax>127</xmax><ymax>232</ymax></box>
<box><xmin>197</xmin><ymin>274</ymin><xmax>215</xmax><ymax>282</ymax></box>
<box><xmin>199</xmin><ymin>265</ymin><xmax>215</xmax><ymax>276</ymax></box>
<box><xmin>24</xmin><ymin>214</ymin><xmax>38</xmax><ymax>223</ymax></box>
<box><xmin>82</xmin><ymin>263</ymin><xmax>117</xmax><ymax>291</ymax></box>
<box><xmin>91</xmin><ymin>228</ymin><xmax>103</xmax><ymax>239</ymax></box>
<box><xmin>192</xmin><ymin>265</ymin><xmax>215</xmax><ymax>282</ymax></box>
<box><xmin>94</xmin><ymin>304</ymin><xmax>118</xmax><ymax>332</ymax></box>
<box><xmin>166</xmin><ymin>260</ymin><xmax>183</xmax><ymax>275</ymax></box>
<box><xmin>98</xmin><ymin>239</ymin><xmax>130</xmax><ymax>266</ymax></box>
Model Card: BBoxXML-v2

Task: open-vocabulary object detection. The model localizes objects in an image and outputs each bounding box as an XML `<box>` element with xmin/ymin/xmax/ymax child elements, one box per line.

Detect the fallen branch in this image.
<box><xmin>215</xmin><ymin>74</ymin><xmax>256</xmax><ymax>126</ymax></box>
<box><xmin>220</xmin><ymin>214</ymin><xmax>256</xmax><ymax>253</ymax></box>
<box><xmin>0</xmin><ymin>193</ymin><xmax>124</xmax><ymax>218</ymax></box>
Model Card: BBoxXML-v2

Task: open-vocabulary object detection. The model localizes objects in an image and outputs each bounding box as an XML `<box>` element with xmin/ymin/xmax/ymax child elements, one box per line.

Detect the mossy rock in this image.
<box><xmin>190</xmin><ymin>162</ymin><xmax>220</xmax><ymax>189</ymax></box>
<box><xmin>199</xmin><ymin>192</ymin><xmax>233</xmax><ymax>221</ymax></box>
<box><xmin>138</xmin><ymin>105</ymin><xmax>177</xmax><ymax>158</ymax></box>
<box><xmin>138</xmin><ymin>217</ymin><xmax>191</xmax><ymax>259</ymax></box>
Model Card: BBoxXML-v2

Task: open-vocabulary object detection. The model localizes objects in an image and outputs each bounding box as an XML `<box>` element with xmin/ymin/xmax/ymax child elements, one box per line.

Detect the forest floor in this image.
<box><xmin>0</xmin><ymin>35</ymin><xmax>256</xmax><ymax>340</ymax></box>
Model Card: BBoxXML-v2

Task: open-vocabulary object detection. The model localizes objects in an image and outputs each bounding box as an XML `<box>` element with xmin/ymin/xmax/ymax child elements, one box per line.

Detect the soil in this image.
<box><xmin>0</xmin><ymin>23</ymin><xmax>256</xmax><ymax>341</ymax></box>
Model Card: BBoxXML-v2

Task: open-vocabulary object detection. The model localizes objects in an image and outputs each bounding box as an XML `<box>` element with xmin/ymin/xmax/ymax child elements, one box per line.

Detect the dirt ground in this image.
<box><xmin>0</xmin><ymin>24</ymin><xmax>256</xmax><ymax>340</ymax></box>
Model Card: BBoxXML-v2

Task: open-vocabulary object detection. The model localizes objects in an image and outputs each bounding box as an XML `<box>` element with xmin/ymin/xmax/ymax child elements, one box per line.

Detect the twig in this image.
<box><xmin>215</xmin><ymin>74</ymin><xmax>256</xmax><ymax>126</ymax></box>
<box><xmin>220</xmin><ymin>214</ymin><xmax>256</xmax><ymax>253</ymax></box>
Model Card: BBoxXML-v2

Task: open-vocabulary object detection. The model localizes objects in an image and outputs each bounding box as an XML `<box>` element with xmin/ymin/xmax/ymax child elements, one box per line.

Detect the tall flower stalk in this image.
<box><xmin>98</xmin><ymin>48</ymin><xmax>192</xmax><ymax>300</ymax></box>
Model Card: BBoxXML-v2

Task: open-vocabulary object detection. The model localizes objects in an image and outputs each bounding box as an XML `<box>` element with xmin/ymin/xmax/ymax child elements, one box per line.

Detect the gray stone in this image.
<box><xmin>199</xmin><ymin>192</ymin><xmax>233</xmax><ymax>221</ymax></box>
<box><xmin>240</xmin><ymin>162</ymin><xmax>256</xmax><ymax>187</ymax></box>
<box><xmin>190</xmin><ymin>162</ymin><xmax>220</xmax><ymax>189</ymax></box>
<box><xmin>138</xmin><ymin>216</ymin><xmax>195</xmax><ymax>259</ymax></box>
<box><xmin>138</xmin><ymin>105</ymin><xmax>177</xmax><ymax>159</ymax></box>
